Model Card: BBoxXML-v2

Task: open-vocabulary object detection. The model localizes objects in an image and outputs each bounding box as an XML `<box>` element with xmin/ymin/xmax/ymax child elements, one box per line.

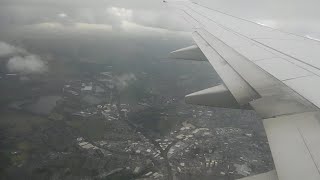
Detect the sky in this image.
<box><xmin>0</xmin><ymin>0</ymin><xmax>190</xmax><ymax>32</ymax></box>
<box><xmin>0</xmin><ymin>0</ymin><xmax>319</xmax><ymax>74</ymax></box>
<box><xmin>0</xmin><ymin>0</ymin><xmax>194</xmax><ymax>74</ymax></box>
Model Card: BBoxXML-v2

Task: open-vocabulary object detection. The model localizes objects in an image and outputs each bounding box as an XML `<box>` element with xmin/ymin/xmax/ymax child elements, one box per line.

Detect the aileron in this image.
<box><xmin>263</xmin><ymin>112</ymin><xmax>320</xmax><ymax>180</ymax></box>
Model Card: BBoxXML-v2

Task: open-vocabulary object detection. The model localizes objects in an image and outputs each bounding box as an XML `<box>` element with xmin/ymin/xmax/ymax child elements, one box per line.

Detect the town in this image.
<box><xmin>0</xmin><ymin>60</ymin><xmax>274</xmax><ymax>180</ymax></box>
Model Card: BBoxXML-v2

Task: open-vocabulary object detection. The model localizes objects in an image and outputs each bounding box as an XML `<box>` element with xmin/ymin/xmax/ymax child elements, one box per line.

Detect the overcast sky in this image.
<box><xmin>0</xmin><ymin>0</ymin><xmax>319</xmax><ymax>73</ymax></box>
<box><xmin>1</xmin><ymin>0</ymin><xmax>319</xmax><ymax>47</ymax></box>
<box><xmin>0</xmin><ymin>0</ymin><xmax>191</xmax><ymax>37</ymax></box>
<box><xmin>0</xmin><ymin>0</ymin><xmax>195</xmax><ymax>73</ymax></box>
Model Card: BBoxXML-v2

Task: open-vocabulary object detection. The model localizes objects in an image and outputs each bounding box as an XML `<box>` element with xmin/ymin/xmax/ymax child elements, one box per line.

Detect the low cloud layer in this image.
<box><xmin>0</xmin><ymin>0</ymin><xmax>192</xmax><ymax>67</ymax></box>
<box><xmin>113</xmin><ymin>73</ymin><xmax>137</xmax><ymax>90</ymax></box>
<box><xmin>1</xmin><ymin>0</ymin><xmax>320</xmax><ymax>41</ymax></box>
<box><xmin>0</xmin><ymin>41</ymin><xmax>47</xmax><ymax>74</ymax></box>
<box><xmin>0</xmin><ymin>41</ymin><xmax>24</xmax><ymax>57</ymax></box>
<box><xmin>7</xmin><ymin>55</ymin><xmax>47</xmax><ymax>74</ymax></box>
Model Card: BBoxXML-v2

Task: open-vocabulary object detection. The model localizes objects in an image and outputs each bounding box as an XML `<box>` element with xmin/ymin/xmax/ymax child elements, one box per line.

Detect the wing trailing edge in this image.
<box><xmin>263</xmin><ymin>112</ymin><xmax>320</xmax><ymax>180</ymax></box>
<box><xmin>192</xmin><ymin>31</ymin><xmax>260</xmax><ymax>105</ymax></box>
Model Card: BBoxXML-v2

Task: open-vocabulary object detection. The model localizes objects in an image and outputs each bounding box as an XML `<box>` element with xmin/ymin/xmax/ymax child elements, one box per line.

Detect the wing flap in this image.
<box><xmin>194</xmin><ymin>29</ymin><xmax>317</xmax><ymax>118</ymax></box>
<box><xmin>192</xmin><ymin>31</ymin><xmax>260</xmax><ymax>105</ymax></box>
<box><xmin>284</xmin><ymin>75</ymin><xmax>320</xmax><ymax>108</ymax></box>
<box><xmin>263</xmin><ymin>112</ymin><xmax>320</xmax><ymax>180</ymax></box>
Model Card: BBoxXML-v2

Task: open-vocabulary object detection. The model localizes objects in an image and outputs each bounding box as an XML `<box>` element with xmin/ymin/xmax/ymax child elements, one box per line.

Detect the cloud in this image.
<box><xmin>0</xmin><ymin>0</ymin><xmax>192</xmax><ymax>67</ymax></box>
<box><xmin>0</xmin><ymin>0</ymin><xmax>190</xmax><ymax>38</ymax></box>
<box><xmin>58</xmin><ymin>13</ymin><xmax>68</xmax><ymax>18</ymax></box>
<box><xmin>0</xmin><ymin>41</ymin><xmax>47</xmax><ymax>74</ymax></box>
<box><xmin>120</xmin><ymin>20</ymin><xmax>189</xmax><ymax>36</ymax></box>
<box><xmin>107</xmin><ymin>7</ymin><xmax>132</xmax><ymax>20</ymax></box>
<box><xmin>0</xmin><ymin>41</ymin><xmax>24</xmax><ymax>57</ymax></box>
<box><xmin>106</xmin><ymin>6</ymin><xmax>133</xmax><ymax>30</ymax></box>
<box><xmin>29</xmin><ymin>22</ymin><xmax>113</xmax><ymax>32</ymax></box>
<box><xmin>113</xmin><ymin>73</ymin><xmax>137</xmax><ymax>90</ymax></box>
<box><xmin>6</xmin><ymin>55</ymin><xmax>47</xmax><ymax>74</ymax></box>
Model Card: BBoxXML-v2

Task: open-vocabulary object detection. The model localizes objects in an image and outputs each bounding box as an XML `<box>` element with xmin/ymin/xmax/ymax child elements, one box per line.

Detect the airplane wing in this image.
<box><xmin>167</xmin><ymin>0</ymin><xmax>320</xmax><ymax>179</ymax></box>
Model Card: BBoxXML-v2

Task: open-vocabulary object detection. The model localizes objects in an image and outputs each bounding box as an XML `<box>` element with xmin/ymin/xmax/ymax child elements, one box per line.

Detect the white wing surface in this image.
<box><xmin>167</xmin><ymin>0</ymin><xmax>320</xmax><ymax>179</ymax></box>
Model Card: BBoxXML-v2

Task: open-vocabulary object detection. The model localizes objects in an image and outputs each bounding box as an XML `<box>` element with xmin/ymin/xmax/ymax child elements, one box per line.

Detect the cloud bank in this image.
<box><xmin>0</xmin><ymin>41</ymin><xmax>24</xmax><ymax>57</ymax></box>
<box><xmin>0</xmin><ymin>41</ymin><xmax>47</xmax><ymax>74</ymax></box>
<box><xmin>113</xmin><ymin>73</ymin><xmax>137</xmax><ymax>90</ymax></box>
<box><xmin>7</xmin><ymin>55</ymin><xmax>47</xmax><ymax>74</ymax></box>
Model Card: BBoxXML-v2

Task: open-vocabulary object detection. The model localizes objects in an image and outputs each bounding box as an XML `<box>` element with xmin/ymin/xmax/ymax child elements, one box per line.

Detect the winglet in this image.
<box><xmin>170</xmin><ymin>45</ymin><xmax>207</xmax><ymax>61</ymax></box>
<box><xmin>185</xmin><ymin>84</ymin><xmax>242</xmax><ymax>109</ymax></box>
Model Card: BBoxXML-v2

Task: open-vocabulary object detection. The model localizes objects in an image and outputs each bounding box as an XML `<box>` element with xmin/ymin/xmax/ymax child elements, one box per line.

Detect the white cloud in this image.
<box><xmin>74</xmin><ymin>22</ymin><xmax>112</xmax><ymax>31</ymax></box>
<box><xmin>113</xmin><ymin>73</ymin><xmax>137</xmax><ymax>90</ymax></box>
<box><xmin>58</xmin><ymin>13</ymin><xmax>68</xmax><ymax>18</ymax></box>
<box><xmin>7</xmin><ymin>55</ymin><xmax>47</xmax><ymax>74</ymax></box>
<box><xmin>0</xmin><ymin>41</ymin><xmax>47</xmax><ymax>74</ymax></box>
<box><xmin>107</xmin><ymin>7</ymin><xmax>133</xmax><ymax>21</ymax></box>
<box><xmin>26</xmin><ymin>22</ymin><xmax>112</xmax><ymax>32</ymax></box>
<box><xmin>0</xmin><ymin>41</ymin><xmax>24</xmax><ymax>57</ymax></box>
<box><xmin>120</xmin><ymin>20</ymin><xmax>190</xmax><ymax>37</ymax></box>
<box><xmin>105</xmin><ymin>6</ymin><xmax>134</xmax><ymax>30</ymax></box>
